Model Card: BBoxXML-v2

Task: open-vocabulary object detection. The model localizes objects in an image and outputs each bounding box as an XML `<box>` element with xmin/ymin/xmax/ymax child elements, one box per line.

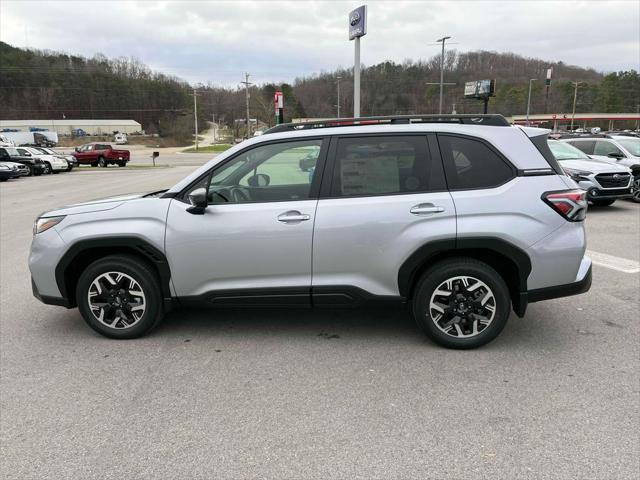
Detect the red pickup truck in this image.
<box><xmin>73</xmin><ymin>143</ymin><xmax>130</xmax><ymax>167</ymax></box>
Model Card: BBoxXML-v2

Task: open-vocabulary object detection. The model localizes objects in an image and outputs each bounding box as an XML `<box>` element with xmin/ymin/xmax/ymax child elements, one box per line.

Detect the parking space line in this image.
<box><xmin>586</xmin><ymin>250</ymin><xmax>640</xmax><ymax>274</ymax></box>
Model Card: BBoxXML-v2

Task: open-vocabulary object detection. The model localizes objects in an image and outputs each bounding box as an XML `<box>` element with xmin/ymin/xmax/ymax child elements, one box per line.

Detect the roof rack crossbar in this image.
<box><xmin>264</xmin><ymin>114</ymin><xmax>510</xmax><ymax>134</ymax></box>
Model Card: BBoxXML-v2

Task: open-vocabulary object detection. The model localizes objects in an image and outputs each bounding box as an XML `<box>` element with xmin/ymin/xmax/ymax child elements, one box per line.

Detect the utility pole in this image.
<box><xmin>436</xmin><ymin>36</ymin><xmax>451</xmax><ymax>114</ymax></box>
<box><xmin>212</xmin><ymin>112</ymin><xmax>216</xmax><ymax>143</ymax></box>
<box><xmin>241</xmin><ymin>73</ymin><xmax>252</xmax><ymax>138</ymax></box>
<box><xmin>336</xmin><ymin>76</ymin><xmax>342</xmax><ymax>118</ymax></box>
<box><xmin>193</xmin><ymin>88</ymin><xmax>199</xmax><ymax>151</ymax></box>
<box><xmin>570</xmin><ymin>81</ymin><xmax>583</xmax><ymax>131</ymax></box>
<box><xmin>526</xmin><ymin>79</ymin><xmax>536</xmax><ymax>126</ymax></box>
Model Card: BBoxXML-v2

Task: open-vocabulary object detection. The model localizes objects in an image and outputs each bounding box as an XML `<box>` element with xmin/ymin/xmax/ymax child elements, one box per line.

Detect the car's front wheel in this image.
<box><xmin>76</xmin><ymin>255</ymin><xmax>164</xmax><ymax>339</ymax></box>
<box><xmin>632</xmin><ymin>177</ymin><xmax>640</xmax><ymax>203</ymax></box>
<box><xmin>43</xmin><ymin>162</ymin><xmax>52</xmax><ymax>174</ymax></box>
<box><xmin>412</xmin><ymin>258</ymin><xmax>510</xmax><ymax>349</ymax></box>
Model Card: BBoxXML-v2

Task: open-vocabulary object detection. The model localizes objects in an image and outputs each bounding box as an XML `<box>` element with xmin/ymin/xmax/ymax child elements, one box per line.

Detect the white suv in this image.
<box><xmin>29</xmin><ymin>115</ymin><xmax>592</xmax><ymax>349</ymax></box>
<box><xmin>561</xmin><ymin>134</ymin><xmax>640</xmax><ymax>202</ymax></box>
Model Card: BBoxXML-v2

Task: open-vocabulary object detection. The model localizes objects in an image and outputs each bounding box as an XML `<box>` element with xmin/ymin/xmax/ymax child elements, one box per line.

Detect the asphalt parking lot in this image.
<box><xmin>1</xmin><ymin>166</ymin><xmax>639</xmax><ymax>479</ymax></box>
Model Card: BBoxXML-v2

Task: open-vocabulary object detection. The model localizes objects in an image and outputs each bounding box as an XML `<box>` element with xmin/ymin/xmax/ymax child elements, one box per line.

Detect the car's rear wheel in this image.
<box><xmin>98</xmin><ymin>157</ymin><xmax>106</xmax><ymax>168</ymax></box>
<box><xmin>76</xmin><ymin>255</ymin><xmax>164</xmax><ymax>339</ymax></box>
<box><xmin>591</xmin><ymin>198</ymin><xmax>616</xmax><ymax>207</ymax></box>
<box><xmin>412</xmin><ymin>258</ymin><xmax>510</xmax><ymax>349</ymax></box>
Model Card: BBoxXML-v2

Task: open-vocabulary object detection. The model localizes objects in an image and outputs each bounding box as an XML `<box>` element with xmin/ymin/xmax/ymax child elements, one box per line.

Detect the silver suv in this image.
<box><xmin>30</xmin><ymin>115</ymin><xmax>592</xmax><ymax>349</ymax></box>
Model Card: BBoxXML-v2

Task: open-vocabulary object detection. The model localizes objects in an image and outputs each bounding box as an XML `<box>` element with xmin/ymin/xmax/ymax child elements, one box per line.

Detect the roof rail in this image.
<box><xmin>263</xmin><ymin>114</ymin><xmax>511</xmax><ymax>134</ymax></box>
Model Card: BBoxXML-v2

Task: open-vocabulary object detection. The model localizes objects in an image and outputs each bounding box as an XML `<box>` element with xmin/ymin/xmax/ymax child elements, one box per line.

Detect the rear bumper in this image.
<box><xmin>527</xmin><ymin>256</ymin><xmax>592</xmax><ymax>303</ymax></box>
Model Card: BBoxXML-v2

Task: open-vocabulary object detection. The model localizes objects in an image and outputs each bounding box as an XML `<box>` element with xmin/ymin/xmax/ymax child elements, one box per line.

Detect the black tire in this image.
<box><xmin>98</xmin><ymin>157</ymin><xmax>106</xmax><ymax>168</ymax></box>
<box><xmin>66</xmin><ymin>165</ymin><xmax>73</xmax><ymax>172</ymax></box>
<box><xmin>117</xmin><ymin>162</ymin><xmax>126</xmax><ymax>167</ymax></box>
<box><xmin>0</xmin><ymin>178</ymin><xmax>7</xmax><ymax>182</ymax></box>
<box><xmin>591</xmin><ymin>199</ymin><xmax>616</xmax><ymax>207</ymax></box>
<box><xmin>632</xmin><ymin>177</ymin><xmax>640</xmax><ymax>203</ymax></box>
<box><xmin>76</xmin><ymin>254</ymin><xmax>164</xmax><ymax>339</ymax></box>
<box><xmin>412</xmin><ymin>258</ymin><xmax>510</xmax><ymax>349</ymax></box>
<box><xmin>25</xmin><ymin>165</ymin><xmax>33</xmax><ymax>176</ymax></box>
<box><xmin>91</xmin><ymin>162</ymin><xmax>98</xmax><ymax>167</ymax></box>
<box><xmin>43</xmin><ymin>162</ymin><xmax>52</xmax><ymax>174</ymax></box>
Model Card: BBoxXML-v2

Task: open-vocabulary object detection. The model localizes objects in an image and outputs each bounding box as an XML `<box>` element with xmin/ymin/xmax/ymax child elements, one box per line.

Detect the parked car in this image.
<box><xmin>30</xmin><ymin>115</ymin><xmax>592</xmax><ymax>348</ymax></box>
<box><xmin>33</xmin><ymin>147</ymin><xmax>77</xmax><ymax>171</ymax></box>
<box><xmin>16</xmin><ymin>147</ymin><xmax>67</xmax><ymax>174</ymax></box>
<box><xmin>0</xmin><ymin>147</ymin><xmax>47</xmax><ymax>176</ymax></box>
<box><xmin>0</xmin><ymin>160</ymin><xmax>29</xmax><ymax>177</ymax></box>
<box><xmin>114</xmin><ymin>132</ymin><xmax>128</xmax><ymax>144</ymax></box>
<box><xmin>560</xmin><ymin>135</ymin><xmax>640</xmax><ymax>202</ymax></box>
<box><xmin>73</xmin><ymin>143</ymin><xmax>130</xmax><ymax>167</ymax></box>
<box><xmin>0</xmin><ymin>162</ymin><xmax>22</xmax><ymax>181</ymax></box>
<box><xmin>548</xmin><ymin>140</ymin><xmax>633</xmax><ymax>206</ymax></box>
<box><xmin>298</xmin><ymin>145</ymin><xmax>321</xmax><ymax>172</ymax></box>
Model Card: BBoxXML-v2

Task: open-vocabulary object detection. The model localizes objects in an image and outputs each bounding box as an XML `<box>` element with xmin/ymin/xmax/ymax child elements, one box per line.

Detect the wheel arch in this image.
<box><xmin>55</xmin><ymin>237</ymin><xmax>172</xmax><ymax>308</ymax></box>
<box><xmin>398</xmin><ymin>237</ymin><xmax>531</xmax><ymax>317</ymax></box>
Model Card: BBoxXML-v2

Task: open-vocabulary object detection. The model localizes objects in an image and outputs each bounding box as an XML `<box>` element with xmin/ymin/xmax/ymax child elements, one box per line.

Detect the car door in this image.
<box><xmin>311</xmin><ymin>134</ymin><xmax>456</xmax><ymax>301</ymax></box>
<box><xmin>165</xmin><ymin>137</ymin><xmax>328</xmax><ymax>305</ymax></box>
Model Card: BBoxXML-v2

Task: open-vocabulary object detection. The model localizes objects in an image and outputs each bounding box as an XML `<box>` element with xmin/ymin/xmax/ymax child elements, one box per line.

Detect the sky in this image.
<box><xmin>1</xmin><ymin>0</ymin><xmax>639</xmax><ymax>86</ymax></box>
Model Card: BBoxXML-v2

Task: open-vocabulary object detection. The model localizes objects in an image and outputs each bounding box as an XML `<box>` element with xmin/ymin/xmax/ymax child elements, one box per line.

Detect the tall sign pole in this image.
<box><xmin>349</xmin><ymin>5</ymin><xmax>367</xmax><ymax>118</ymax></box>
<box><xmin>193</xmin><ymin>88</ymin><xmax>199</xmax><ymax>151</ymax></box>
<box><xmin>274</xmin><ymin>91</ymin><xmax>284</xmax><ymax>125</ymax></box>
<box><xmin>544</xmin><ymin>67</ymin><xmax>552</xmax><ymax>114</ymax></box>
<box><xmin>570</xmin><ymin>81</ymin><xmax>583</xmax><ymax>131</ymax></box>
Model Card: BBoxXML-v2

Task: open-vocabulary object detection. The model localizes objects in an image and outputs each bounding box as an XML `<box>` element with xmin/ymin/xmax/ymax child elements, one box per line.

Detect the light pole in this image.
<box><xmin>336</xmin><ymin>76</ymin><xmax>342</xmax><ymax>118</ymax></box>
<box><xmin>526</xmin><ymin>79</ymin><xmax>536</xmax><ymax>126</ymax></box>
<box><xmin>436</xmin><ymin>36</ymin><xmax>451</xmax><ymax>115</ymax></box>
<box><xmin>570</xmin><ymin>81</ymin><xmax>583</xmax><ymax>131</ymax></box>
<box><xmin>193</xmin><ymin>88</ymin><xmax>198</xmax><ymax>151</ymax></box>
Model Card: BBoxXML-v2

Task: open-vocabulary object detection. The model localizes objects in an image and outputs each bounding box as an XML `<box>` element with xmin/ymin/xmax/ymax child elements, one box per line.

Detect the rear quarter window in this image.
<box><xmin>567</xmin><ymin>140</ymin><xmax>595</xmax><ymax>155</ymax></box>
<box><xmin>437</xmin><ymin>134</ymin><xmax>515</xmax><ymax>190</ymax></box>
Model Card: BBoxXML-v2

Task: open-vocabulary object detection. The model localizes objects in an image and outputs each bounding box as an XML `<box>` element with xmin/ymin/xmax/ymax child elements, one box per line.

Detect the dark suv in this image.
<box><xmin>0</xmin><ymin>147</ymin><xmax>46</xmax><ymax>176</ymax></box>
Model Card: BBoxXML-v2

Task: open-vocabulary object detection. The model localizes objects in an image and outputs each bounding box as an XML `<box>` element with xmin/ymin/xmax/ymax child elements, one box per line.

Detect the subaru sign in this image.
<box><xmin>349</xmin><ymin>5</ymin><xmax>367</xmax><ymax>40</ymax></box>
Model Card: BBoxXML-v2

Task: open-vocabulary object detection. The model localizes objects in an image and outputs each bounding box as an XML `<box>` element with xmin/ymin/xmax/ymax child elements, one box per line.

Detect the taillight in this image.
<box><xmin>542</xmin><ymin>189</ymin><xmax>587</xmax><ymax>221</ymax></box>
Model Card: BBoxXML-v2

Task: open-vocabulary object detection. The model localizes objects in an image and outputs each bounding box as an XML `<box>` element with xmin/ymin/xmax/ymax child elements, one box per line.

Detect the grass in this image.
<box><xmin>183</xmin><ymin>144</ymin><xmax>232</xmax><ymax>153</ymax></box>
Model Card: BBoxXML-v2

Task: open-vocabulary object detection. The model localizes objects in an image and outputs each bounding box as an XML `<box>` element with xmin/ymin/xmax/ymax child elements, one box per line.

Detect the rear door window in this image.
<box><xmin>438</xmin><ymin>134</ymin><xmax>515</xmax><ymax>190</ymax></box>
<box><xmin>567</xmin><ymin>140</ymin><xmax>595</xmax><ymax>155</ymax></box>
<box><xmin>329</xmin><ymin>136</ymin><xmax>445</xmax><ymax>197</ymax></box>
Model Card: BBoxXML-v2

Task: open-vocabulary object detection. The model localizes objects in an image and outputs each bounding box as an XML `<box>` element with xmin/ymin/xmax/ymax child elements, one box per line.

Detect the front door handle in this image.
<box><xmin>410</xmin><ymin>203</ymin><xmax>445</xmax><ymax>215</ymax></box>
<box><xmin>277</xmin><ymin>211</ymin><xmax>311</xmax><ymax>223</ymax></box>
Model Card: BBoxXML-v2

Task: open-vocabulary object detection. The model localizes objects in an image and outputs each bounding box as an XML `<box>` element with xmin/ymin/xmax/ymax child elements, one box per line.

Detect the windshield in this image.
<box><xmin>617</xmin><ymin>138</ymin><xmax>640</xmax><ymax>156</ymax></box>
<box><xmin>548</xmin><ymin>140</ymin><xmax>590</xmax><ymax>160</ymax></box>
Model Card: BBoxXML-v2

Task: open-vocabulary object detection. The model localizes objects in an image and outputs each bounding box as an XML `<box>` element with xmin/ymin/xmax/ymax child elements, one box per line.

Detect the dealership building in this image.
<box><xmin>0</xmin><ymin>119</ymin><xmax>142</xmax><ymax>136</ymax></box>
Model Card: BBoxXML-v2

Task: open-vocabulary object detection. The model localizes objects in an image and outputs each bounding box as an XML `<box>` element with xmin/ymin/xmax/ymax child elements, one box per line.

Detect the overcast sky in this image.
<box><xmin>1</xmin><ymin>0</ymin><xmax>639</xmax><ymax>85</ymax></box>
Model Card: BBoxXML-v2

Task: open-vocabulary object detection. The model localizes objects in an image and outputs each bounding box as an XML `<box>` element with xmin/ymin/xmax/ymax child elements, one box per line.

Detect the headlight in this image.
<box><xmin>0</xmin><ymin>164</ymin><xmax>9</xmax><ymax>171</ymax></box>
<box><xmin>563</xmin><ymin>168</ymin><xmax>592</xmax><ymax>181</ymax></box>
<box><xmin>33</xmin><ymin>216</ymin><xmax>65</xmax><ymax>235</ymax></box>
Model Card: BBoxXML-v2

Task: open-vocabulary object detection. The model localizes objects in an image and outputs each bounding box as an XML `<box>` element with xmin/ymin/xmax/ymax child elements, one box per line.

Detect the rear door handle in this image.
<box><xmin>277</xmin><ymin>211</ymin><xmax>311</xmax><ymax>223</ymax></box>
<box><xmin>410</xmin><ymin>203</ymin><xmax>445</xmax><ymax>215</ymax></box>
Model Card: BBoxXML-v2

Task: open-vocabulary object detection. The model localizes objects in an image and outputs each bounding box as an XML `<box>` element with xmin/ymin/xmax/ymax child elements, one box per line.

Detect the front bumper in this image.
<box><xmin>31</xmin><ymin>277</ymin><xmax>72</xmax><ymax>307</ymax></box>
<box><xmin>575</xmin><ymin>180</ymin><xmax>633</xmax><ymax>200</ymax></box>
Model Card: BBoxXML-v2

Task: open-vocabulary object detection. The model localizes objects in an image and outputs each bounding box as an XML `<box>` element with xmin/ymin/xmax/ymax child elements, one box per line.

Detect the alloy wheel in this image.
<box><xmin>87</xmin><ymin>271</ymin><xmax>146</xmax><ymax>329</ymax></box>
<box><xmin>428</xmin><ymin>275</ymin><xmax>496</xmax><ymax>338</ymax></box>
<box><xmin>633</xmin><ymin>178</ymin><xmax>640</xmax><ymax>202</ymax></box>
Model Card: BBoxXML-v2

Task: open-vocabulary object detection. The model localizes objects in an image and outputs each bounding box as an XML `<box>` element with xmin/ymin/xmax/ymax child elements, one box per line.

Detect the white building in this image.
<box><xmin>0</xmin><ymin>119</ymin><xmax>142</xmax><ymax>136</ymax></box>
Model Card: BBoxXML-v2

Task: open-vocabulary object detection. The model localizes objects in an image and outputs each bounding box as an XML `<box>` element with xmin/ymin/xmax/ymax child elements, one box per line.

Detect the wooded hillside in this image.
<box><xmin>2</xmin><ymin>41</ymin><xmax>638</xmax><ymax>138</ymax></box>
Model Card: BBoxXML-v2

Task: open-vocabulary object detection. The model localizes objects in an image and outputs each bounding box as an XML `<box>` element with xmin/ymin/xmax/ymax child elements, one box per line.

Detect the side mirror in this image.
<box><xmin>74</xmin><ymin>147</ymin><xmax>80</xmax><ymax>152</ymax></box>
<box><xmin>608</xmin><ymin>152</ymin><xmax>624</xmax><ymax>159</ymax></box>
<box><xmin>247</xmin><ymin>173</ymin><xmax>270</xmax><ymax>187</ymax></box>
<box><xmin>187</xmin><ymin>187</ymin><xmax>208</xmax><ymax>214</ymax></box>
